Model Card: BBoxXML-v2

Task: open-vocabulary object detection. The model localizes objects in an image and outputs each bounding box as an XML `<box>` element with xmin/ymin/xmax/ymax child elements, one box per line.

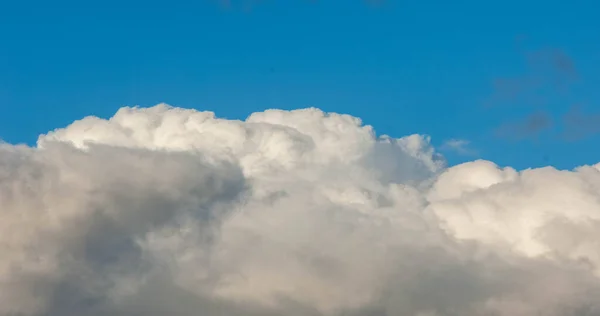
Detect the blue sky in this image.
<box><xmin>1</xmin><ymin>0</ymin><xmax>599</xmax><ymax>170</ymax></box>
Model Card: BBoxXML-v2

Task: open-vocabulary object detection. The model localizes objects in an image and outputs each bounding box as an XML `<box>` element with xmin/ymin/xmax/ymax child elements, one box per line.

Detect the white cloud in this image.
<box><xmin>440</xmin><ymin>138</ymin><xmax>477</xmax><ymax>156</ymax></box>
<box><xmin>2</xmin><ymin>103</ymin><xmax>600</xmax><ymax>315</ymax></box>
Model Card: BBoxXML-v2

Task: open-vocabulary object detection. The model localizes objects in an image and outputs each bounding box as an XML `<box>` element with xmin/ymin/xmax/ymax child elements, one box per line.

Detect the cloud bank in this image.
<box><xmin>2</xmin><ymin>104</ymin><xmax>600</xmax><ymax>316</ymax></box>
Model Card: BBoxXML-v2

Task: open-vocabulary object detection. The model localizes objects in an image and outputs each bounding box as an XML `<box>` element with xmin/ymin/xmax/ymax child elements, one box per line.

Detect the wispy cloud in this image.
<box><xmin>441</xmin><ymin>139</ymin><xmax>477</xmax><ymax>156</ymax></box>
<box><xmin>525</xmin><ymin>48</ymin><xmax>578</xmax><ymax>80</ymax></box>
<box><xmin>485</xmin><ymin>47</ymin><xmax>579</xmax><ymax>109</ymax></box>
<box><xmin>495</xmin><ymin>111</ymin><xmax>553</xmax><ymax>140</ymax></box>
<box><xmin>561</xmin><ymin>104</ymin><xmax>600</xmax><ymax>141</ymax></box>
<box><xmin>483</xmin><ymin>40</ymin><xmax>587</xmax><ymax>143</ymax></box>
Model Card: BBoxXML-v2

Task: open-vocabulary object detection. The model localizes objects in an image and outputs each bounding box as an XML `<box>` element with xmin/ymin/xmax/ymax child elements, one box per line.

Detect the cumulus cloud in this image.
<box><xmin>2</xmin><ymin>103</ymin><xmax>600</xmax><ymax>316</ymax></box>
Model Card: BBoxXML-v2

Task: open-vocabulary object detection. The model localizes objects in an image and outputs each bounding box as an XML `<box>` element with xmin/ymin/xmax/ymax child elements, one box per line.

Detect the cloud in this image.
<box><xmin>440</xmin><ymin>139</ymin><xmax>477</xmax><ymax>156</ymax></box>
<box><xmin>486</xmin><ymin>47</ymin><xmax>578</xmax><ymax>109</ymax></box>
<box><xmin>525</xmin><ymin>48</ymin><xmax>578</xmax><ymax>82</ymax></box>
<box><xmin>495</xmin><ymin>111</ymin><xmax>553</xmax><ymax>140</ymax></box>
<box><xmin>2</xmin><ymin>104</ymin><xmax>600</xmax><ymax>315</ymax></box>
<box><xmin>484</xmin><ymin>46</ymin><xmax>581</xmax><ymax>143</ymax></box>
<box><xmin>562</xmin><ymin>104</ymin><xmax>600</xmax><ymax>141</ymax></box>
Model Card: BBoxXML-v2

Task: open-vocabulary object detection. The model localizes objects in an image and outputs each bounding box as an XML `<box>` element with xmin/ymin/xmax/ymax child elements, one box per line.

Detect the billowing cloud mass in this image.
<box><xmin>2</xmin><ymin>103</ymin><xmax>600</xmax><ymax>316</ymax></box>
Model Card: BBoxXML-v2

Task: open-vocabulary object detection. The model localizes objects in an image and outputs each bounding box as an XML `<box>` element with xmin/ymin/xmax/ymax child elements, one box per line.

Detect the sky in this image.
<box><xmin>1</xmin><ymin>0</ymin><xmax>599</xmax><ymax>170</ymax></box>
<box><xmin>3</xmin><ymin>2</ymin><xmax>600</xmax><ymax>314</ymax></box>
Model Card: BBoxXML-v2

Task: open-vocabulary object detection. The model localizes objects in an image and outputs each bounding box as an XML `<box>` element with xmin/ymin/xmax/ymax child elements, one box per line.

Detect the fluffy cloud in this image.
<box><xmin>2</xmin><ymin>103</ymin><xmax>600</xmax><ymax>316</ymax></box>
